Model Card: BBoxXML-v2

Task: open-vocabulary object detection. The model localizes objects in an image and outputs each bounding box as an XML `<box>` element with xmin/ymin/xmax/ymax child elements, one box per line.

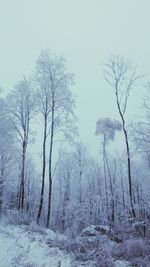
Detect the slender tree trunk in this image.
<box><xmin>105</xmin><ymin>155</ymin><xmax>113</xmax><ymax>194</ymax></box>
<box><xmin>46</xmin><ymin>92</ymin><xmax>54</xmax><ymax>228</ymax></box>
<box><xmin>103</xmin><ymin>134</ymin><xmax>109</xmax><ymax>221</ymax></box>
<box><xmin>26</xmin><ymin>182</ymin><xmax>30</xmax><ymax>212</ymax></box>
<box><xmin>57</xmin><ymin>166</ymin><xmax>62</xmax><ymax>229</ymax></box>
<box><xmin>120</xmin><ymin>169</ymin><xmax>125</xmax><ymax>213</ymax></box>
<box><xmin>18</xmin><ymin>140</ymin><xmax>26</xmax><ymax>210</ymax></box>
<box><xmin>62</xmin><ymin>169</ymin><xmax>70</xmax><ymax>231</ymax></box>
<box><xmin>79</xmin><ymin>153</ymin><xmax>82</xmax><ymax>205</ymax></box>
<box><xmin>0</xmin><ymin>166</ymin><xmax>4</xmax><ymax>215</ymax></box>
<box><xmin>97</xmin><ymin>172</ymin><xmax>101</xmax><ymax>197</ymax></box>
<box><xmin>37</xmin><ymin>115</ymin><xmax>47</xmax><ymax>223</ymax></box>
<box><xmin>115</xmin><ymin>89</ymin><xmax>136</xmax><ymax>219</ymax></box>
<box><xmin>123</xmin><ymin>126</ymin><xmax>136</xmax><ymax>219</ymax></box>
<box><xmin>0</xmin><ymin>179</ymin><xmax>3</xmax><ymax>214</ymax></box>
<box><xmin>105</xmin><ymin>149</ymin><xmax>115</xmax><ymax>223</ymax></box>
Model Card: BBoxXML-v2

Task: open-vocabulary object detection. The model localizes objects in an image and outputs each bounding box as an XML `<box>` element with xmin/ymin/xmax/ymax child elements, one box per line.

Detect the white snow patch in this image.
<box><xmin>0</xmin><ymin>222</ymin><xmax>72</xmax><ymax>267</ymax></box>
<box><xmin>81</xmin><ymin>224</ymin><xmax>110</xmax><ymax>236</ymax></box>
<box><xmin>115</xmin><ymin>260</ymin><xmax>132</xmax><ymax>267</ymax></box>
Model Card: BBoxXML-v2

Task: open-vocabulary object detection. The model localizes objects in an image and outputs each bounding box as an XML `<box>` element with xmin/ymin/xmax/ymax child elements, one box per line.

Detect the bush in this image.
<box><xmin>93</xmin><ymin>247</ymin><xmax>115</xmax><ymax>267</ymax></box>
<box><xmin>6</xmin><ymin>209</ymin><xmax>31</xmax><ymax>225</ymax></box>
<box><xmin>130</xmin><ymin>256</ymin><xmax>150</xmax><ymax>267</ymax></box>
<box><xmin>112</xmin><ymin>239</ymin><xmax>149</xmax><ymax>260</ymax></box>
<box><xmin>27</xmin><ymin>221</ymin><xmax>46</xmax><ymax>234</ymax></box>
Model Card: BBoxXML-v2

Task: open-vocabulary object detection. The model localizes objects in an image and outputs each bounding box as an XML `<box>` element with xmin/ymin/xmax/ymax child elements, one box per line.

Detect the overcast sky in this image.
<box><xmin>0</xmin><ymin>0</ymin><xmax>150</xmax><ymax>156</ymax></box>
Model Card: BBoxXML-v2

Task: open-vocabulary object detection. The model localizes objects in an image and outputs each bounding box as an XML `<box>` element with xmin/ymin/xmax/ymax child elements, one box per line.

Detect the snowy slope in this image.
<box><xmin>0</xmin><ymin>222</ymin><xmax>72</xmax><ymax>267</ymax></box>
<box><xmin>0</xmin><ymin>222</ymin><xmax>132</xmax><ymax>267</ymax></box>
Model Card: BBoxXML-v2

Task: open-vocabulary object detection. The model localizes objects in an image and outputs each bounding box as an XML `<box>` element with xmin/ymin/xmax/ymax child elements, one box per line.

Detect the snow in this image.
<box><xmin>0</xmin><ymin>221</ymin><xmax>133</xmax><ymax>267</ymax></box>
<box><xmin>81</xmin><ymin>224</ymin><xmax>110</xmax><ymax>236</ymax></box>
<box><xmin>115</xmin><ymin>260</ymin><xmax>132</xmax><ymax>267</ymax></box>
<box><xmin>81</xmin><ymin>225</ymin><xmax>97</xmax><ymax>236</ymax></box>
<box><xmin>0</xmin><ymin>222</ymin><xmax>72</xmax><ymax>267</ymax></box>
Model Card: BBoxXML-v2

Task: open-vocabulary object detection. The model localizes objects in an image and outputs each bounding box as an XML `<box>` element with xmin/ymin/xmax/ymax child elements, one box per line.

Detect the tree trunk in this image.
<box><xmin>120</xmin><ymin>169</ymin><xmax>125</xmax><ymax>213</ymax></box>
<box><xmin>103</xmin><ymin>134</ymin><xmax>109</xmax><ymax>221</ymax></box>
<box><xmin>46</xmin><ymin>91</ymin><xmax>54</xmax><ymax>228</ymax></box>
<box><xmin>18</xmin><ymin>140</ymin><xmax>26</xmax><ymax>210</ymax></box>
<box><xmin>0</xmin><ymin>180</ymin><xmax>3</xmax><ymax>214</ymax></box>
<box><xmin>37</xmin><ymin>115</ymin><xmax>47</xmax><ymax>223</ymax></box>
<box><xmin>0</xmin><ymin>155</ymin><xmax>4</xmax><ymax>214</ymax></box>
<box><xmin>62</xmin><ymin>169</ymin><xmax>70</xmax><ymax>231</ymax></box>
<box><xmin>79</xmin><ymin>153</ymin><xmax>82</xmax><ymax>205</ymax></box>
<box><xmin>115</xmin><ymin>89</ymin><xmax>136</xmax><ymax>219</ymax></box>
<box><xmin>0</xmin><ymin>168</ymin><xmax>4</xmax><ymax>214</ymax></box>
<box><xmin>123</xmin><ymin>126</ymin><xmax>136</xmax><ymax>219</ymax></box>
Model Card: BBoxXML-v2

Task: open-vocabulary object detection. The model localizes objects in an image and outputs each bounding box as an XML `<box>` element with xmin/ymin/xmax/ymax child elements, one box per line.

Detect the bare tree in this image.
<box><xmin>35</xmin><ymin>51</ymin><xmax>76</xmax><ymax>228</ymax></box>
<box><xmin>7</xmin><ymin>77</ymin><xmax>35</xmax><ymax>210</ymax></box>
<box><xmin>131</xmin><ymin>83</ymin><xmax>150</xmax><ymax>160</ymax></box>
<box><xmin>35</xmin><ymin>66</ymin><xmax>52</xmax><ymax>224</ymax></box>
<box><xmin>73</xmin><ymin>143</ymin><xmax>87</xmax><ymax>205</ymax></box>
<box><xmin>0</xmin><ymin>97</ymin><xmax>15</xmax><ymax>214</ymax></box>
<box><xmin>95</xmin><ymin>117</ymin><xmax>122</xmax><ymax>222</ymax></box>
<box><xmin>61</xmin><ymin>154</ymin><xmax>72</xmax><ymax>231</ymax></box>
<box><xmin>103</xmin><ymin>55</ymin><xmax>140</xmax><ymax>219</ymax></box>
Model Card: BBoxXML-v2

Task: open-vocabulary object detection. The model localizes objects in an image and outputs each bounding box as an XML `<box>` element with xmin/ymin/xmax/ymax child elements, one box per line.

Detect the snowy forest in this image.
<box><xmin>1</xmin><ymin>1</ymin><xmax>150</xmax><ymax>267</ymax></box>
<box><xmin>1</xmin><ymin>50</ymin><xmax>150</xmax><ymax>267</ymax></box>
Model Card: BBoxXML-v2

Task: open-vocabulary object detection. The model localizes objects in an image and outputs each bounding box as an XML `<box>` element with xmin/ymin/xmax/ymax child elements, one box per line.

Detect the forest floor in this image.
<box><xmin>0</xmin><ymin>222</ymin><xmax>72</xmax><ymax>267</ymax></box>
<box><xmin>0</xmin><ymin>220</ymin><xmax>145</xmax><ymax>267</ymax></box>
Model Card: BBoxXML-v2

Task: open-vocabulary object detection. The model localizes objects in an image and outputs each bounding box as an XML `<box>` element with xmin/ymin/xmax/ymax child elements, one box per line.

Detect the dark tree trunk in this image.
<box><xmin>123</xmin><ymin>126</ymin><xmax>136</xmax><ymax>219</ymax></box>
<box><xmin>37</xmin><ymin>115</ymin><xmax>47</xmax><ymax>223</ymax></box>
<box><xmin>26</xmin><ymin>174</ymin><xmax>30</xmax><ymax>212</ymax></box>
<box><xmin>18</xmin><ymin>141</ymin><xmax>26</xmax><ymax>210</ymax></box>
<box><xmin>0</xmin><ymin>167</ymin><xmax>4</xmax><ymax>214</ymax></box>
<box><xmin>116</xmin><ymin>89</ymin><xmax>136</xmax><ymax>219</ymax></box>
<box><xmin>105</xmin><ymin>152</ymin><xmax>115</xmax><ymax>223</ymax></box>
<box><xmin>46</xmin><ymin>91</ymin><xmax>54</xmax><ymax>228</ymax></box>
<box><xmin>103</xmin><ymin>134</ymin><xmax>109</xmax><ymax>221</ymax></box>
<box><xmin>0</xmin><ymin>182</ymin><xmax>3</xmax><ymax>214</ymax></box>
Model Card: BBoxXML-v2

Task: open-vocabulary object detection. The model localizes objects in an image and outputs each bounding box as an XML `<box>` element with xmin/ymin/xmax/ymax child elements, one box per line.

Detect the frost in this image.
<box><xmin>0</xmin><ymin>223</ymin><xmax>72</xmax><ymax>267</ymax></box>
<box><xmin>115</xmin><ymin>260</ymin><xmax>132</xmax><ymax>267</ymax></box>
<box><xmin>81</xmin><ymin>224</ymin><xmax>110</xmax><ymax>237</ymax></box>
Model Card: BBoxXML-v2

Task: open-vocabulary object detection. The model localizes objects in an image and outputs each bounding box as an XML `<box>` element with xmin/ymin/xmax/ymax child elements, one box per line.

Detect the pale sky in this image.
<box><xmin>0</xmin><ymin>0</ymin><xmax>150</xmax><ymax>156</ymax></box>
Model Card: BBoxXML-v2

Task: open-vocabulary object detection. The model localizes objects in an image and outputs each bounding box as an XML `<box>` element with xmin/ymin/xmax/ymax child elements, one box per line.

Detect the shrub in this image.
<box><xmin>112</xmin><ymin>239</ymin><xmax>148</xmax><ymax>260</ymax></box>
<box><xmin>6</xmin><ymin>209</ymin><xmax>31</xmax><ymax>225</ymax></box>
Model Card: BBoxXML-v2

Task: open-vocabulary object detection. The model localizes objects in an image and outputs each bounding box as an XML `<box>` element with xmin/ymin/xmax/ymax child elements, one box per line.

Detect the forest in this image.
<box><xmin>0</xmin><ymin>50</ymin><xmax>150</xmax><ymax>267</ymax></box>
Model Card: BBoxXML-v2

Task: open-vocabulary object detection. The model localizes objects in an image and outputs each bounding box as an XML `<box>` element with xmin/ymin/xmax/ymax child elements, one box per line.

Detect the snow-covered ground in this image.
<box><xmin>0</xmin><ymin>221</ymin><xmax>132</xmax><ymax>267</ymax></box>
<box><xmin>0</xmin><ymin>222</ymin><xmax>72</xmax><ymax>267</ymax></box>
<box><xmin>115</xmin><ymin>261</ymin><xmax>132</xmax><ymax>267</ymax></box>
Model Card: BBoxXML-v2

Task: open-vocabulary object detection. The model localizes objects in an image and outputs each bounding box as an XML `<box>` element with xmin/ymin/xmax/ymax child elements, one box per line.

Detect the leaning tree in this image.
<box><xmin>103</xmin><ymin>54</ymin><xmax>140</xmax><ymax>219</ymax></box>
